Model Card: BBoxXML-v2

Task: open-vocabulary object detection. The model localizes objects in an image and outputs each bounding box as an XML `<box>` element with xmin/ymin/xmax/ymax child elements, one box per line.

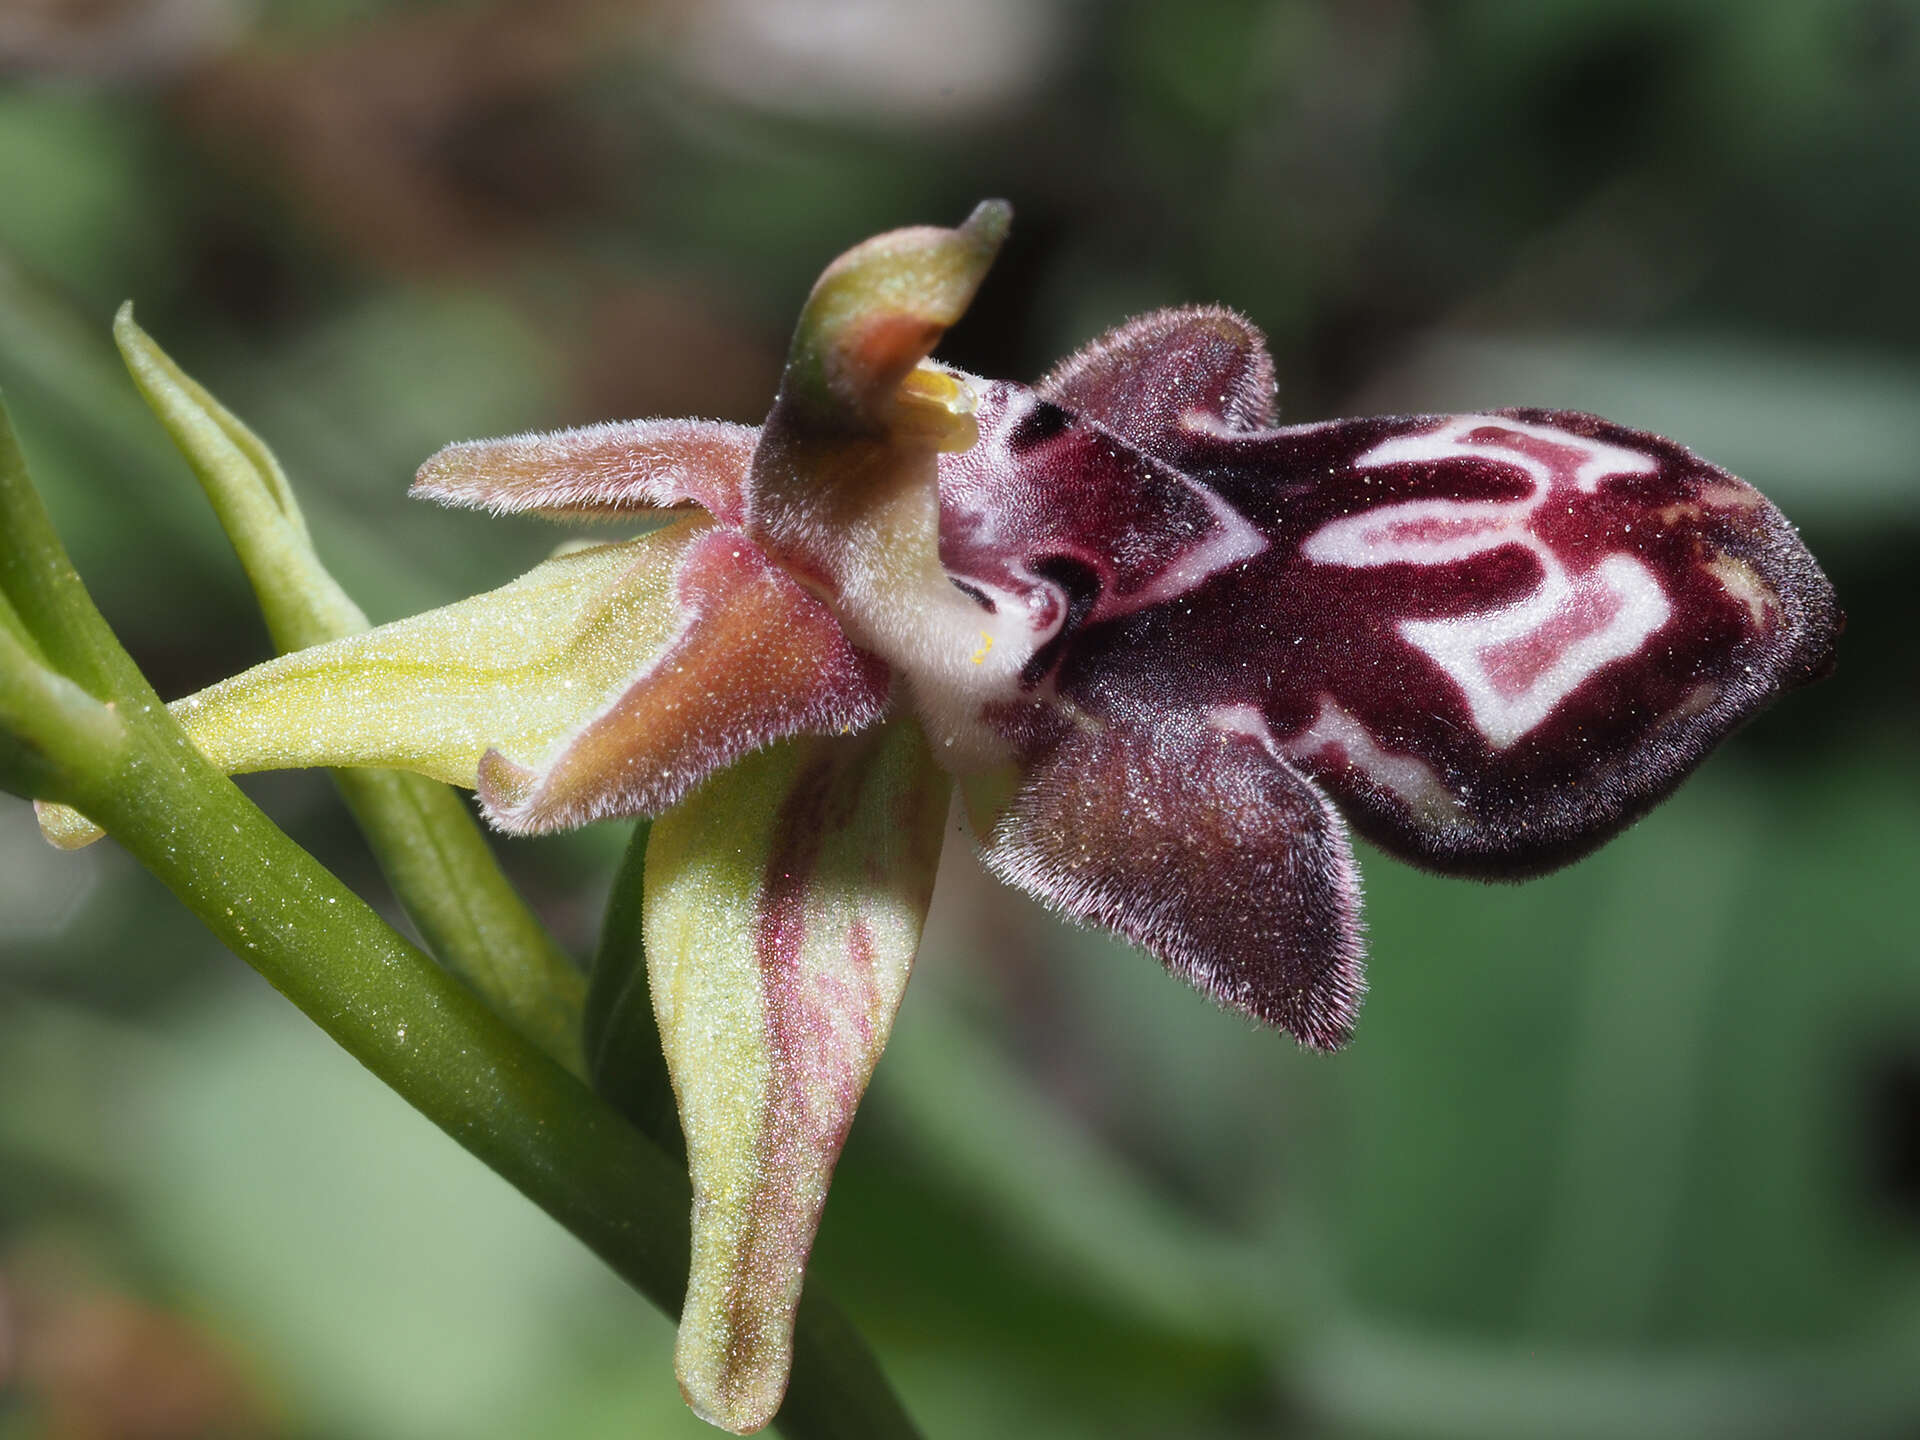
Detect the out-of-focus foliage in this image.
<box><xmin>0</xmin><ymin>1</ymin><xmax>1914</xmax><ymax>1436</ymax></box>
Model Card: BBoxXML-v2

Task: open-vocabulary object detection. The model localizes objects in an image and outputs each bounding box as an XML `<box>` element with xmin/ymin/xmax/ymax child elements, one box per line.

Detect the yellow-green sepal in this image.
<box><xmin>36</xmin><ymin>522</ymin><xmax>699</xmax><ymax>846</ymax></box>
<box><xmin>644</xmin><ymin>718</ymin><xmax>949</xmax><ymax>1433</ymax></box>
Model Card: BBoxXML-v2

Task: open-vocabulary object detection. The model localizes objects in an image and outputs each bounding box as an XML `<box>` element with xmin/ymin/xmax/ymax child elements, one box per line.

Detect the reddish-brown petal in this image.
<box><xmin>479</xmin><ymin>526</ymin><xmax>889</xmax><ymax>832</ymax></box>
<box><xmin>413</xmin><ymin>418</ymin><xmax>755</xmax><ymax>525</ymax></box>
<box><xmin>977</xmin><ymin>714</ymin><xmax>1365</xmax><ymax>1050</ymax></box>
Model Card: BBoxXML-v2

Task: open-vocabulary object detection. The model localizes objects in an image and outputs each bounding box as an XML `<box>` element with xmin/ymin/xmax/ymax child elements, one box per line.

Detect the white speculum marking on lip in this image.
<box><xmin>1300</xmin><ymin>415</ymin><xmax>1672</xmax><ymax>749</ymax></box>
<box><xmin>1401</xmin><ymin>555</ymin><xmax>1670</xmax><ymax>748</ymax></box>
<box><xmin>1109</xmin><ymin>481</ymin><xmax>1268</xmax><ymax>613</ymax></box>
<box><xmin>1213</xmin><ymin>699</ymin><xmax>1463</xmax><ymax>819</ymax></box>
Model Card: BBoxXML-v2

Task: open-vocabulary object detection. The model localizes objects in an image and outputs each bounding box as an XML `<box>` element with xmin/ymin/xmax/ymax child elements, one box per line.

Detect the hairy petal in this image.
<box><xmin>36</xmin><ymin>519</ymin><xmax>887</xmax><ymax>846</ymax></box>
<box><xmin>476</xmin><ymin>528</ymin><xmax>889</xmax><ymax>831</ymax></box>
<box><xmin>645</xmin><ymin>722</ymin><xmax>949</xmax><ymax>1433</ymax></box>
<box><xmin>413</xmin><ymin>418</ymin><xmax>755</xmax><ymax>525</ymax></box>
<box><xmin>1055</xmin><ymin>409</ymin><xmax>1840</xmax><ymax>875</ymax></box>
<box><xmin>1037</xmin><ymin>304</ymin><xmax>1279</xmax><ymax>450</ymax></box>
<box><xmin>978</xmin><ymin>715</ymin><xmax>1365</xmax><ymax>1049</ymax></box>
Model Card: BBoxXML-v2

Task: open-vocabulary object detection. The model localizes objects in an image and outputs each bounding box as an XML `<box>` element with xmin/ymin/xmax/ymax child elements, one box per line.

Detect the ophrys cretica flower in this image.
<box><xmin>39</xmin><ymin>200</ymin><xmax>1839</xmax><ymax>1432</ymax></box>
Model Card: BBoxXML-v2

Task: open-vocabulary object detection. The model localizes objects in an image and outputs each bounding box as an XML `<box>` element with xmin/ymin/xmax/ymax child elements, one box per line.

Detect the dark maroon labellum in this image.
<box><xmin>945</xmin><ymin>307</ymin><xmax>1838</xmax><ymax>1045</ymax></box>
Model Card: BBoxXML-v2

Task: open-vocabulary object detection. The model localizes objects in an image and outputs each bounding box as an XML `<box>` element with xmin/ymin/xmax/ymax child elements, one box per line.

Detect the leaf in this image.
<box><xmin>111</xmin><ymin>304</ymin><xmax>368</xmax><ymax>651</ymax></box>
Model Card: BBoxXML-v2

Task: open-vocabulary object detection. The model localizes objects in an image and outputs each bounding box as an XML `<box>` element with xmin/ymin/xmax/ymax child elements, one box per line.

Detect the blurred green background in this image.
<box><xmin>2</xmin><ymin>1</ymin><xmax>1917</xmax><ymax>1436</ymax></box>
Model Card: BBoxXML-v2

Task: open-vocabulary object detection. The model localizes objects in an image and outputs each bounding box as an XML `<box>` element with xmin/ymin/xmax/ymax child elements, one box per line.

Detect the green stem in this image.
<box><xmin>0</xmin><ymin>613</ymin><xmax>126</xmax><ymax>799</ymax></box>
<box><xmin>334</xmin><ymin>767</ymin><xmax>588</xmax><ymax>1072</ymax></box>
<box><xmin>0</xmin><ymin>399</ymin><xmax>128</xmax><ymax>698</ymax></box>
<box><xmin>0</xmin><ymin>401</ymin><xmax>919</xmax><ymax>1440</ymax></box>
<box><xmin>0</xmin><ymin>581</ymin><xmax>50</xmax><ymax>666</ymax></box>
<box><xmin>113</xmin><ymin>310</ymin><xmax>588</xmax><ymax>1074</ymax></box>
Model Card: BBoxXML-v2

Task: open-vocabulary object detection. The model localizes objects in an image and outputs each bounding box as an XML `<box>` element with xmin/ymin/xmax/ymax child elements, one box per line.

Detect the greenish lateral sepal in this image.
<box><xmin>648</xmin><ymin>722</ymin><xmax>949</xmax><ymax>1432</ymax></box>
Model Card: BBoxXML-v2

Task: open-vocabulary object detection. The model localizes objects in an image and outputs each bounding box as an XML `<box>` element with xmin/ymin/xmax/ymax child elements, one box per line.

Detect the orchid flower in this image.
<box><xmin>38</xmin><ymin>200</ymin><xmax>1839</xmax><ymax>1432</ymax></box>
